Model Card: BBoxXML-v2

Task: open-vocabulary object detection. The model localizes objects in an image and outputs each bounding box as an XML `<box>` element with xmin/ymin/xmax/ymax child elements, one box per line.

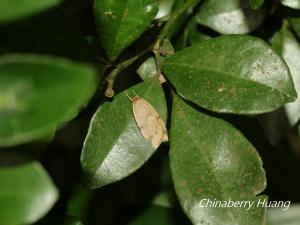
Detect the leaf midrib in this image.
<box><xmin>164</xmin><ymin>61</ymin><xmax>292</xmax><ymax>100</ymax></box>
<box><xmin>91</xmin><ymin>82</ymin><xmax>157</xmax><ymax>181</ymax></box>
<box><xmin>111</xmin><ymin>0</ymin><xmax>130</xmax><ymax>57</ymax></box>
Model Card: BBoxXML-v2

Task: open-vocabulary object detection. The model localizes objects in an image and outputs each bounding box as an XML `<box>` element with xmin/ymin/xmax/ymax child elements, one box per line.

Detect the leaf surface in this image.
<box><xmin>162</xmin><ymin>35</ymin><xmax>296</xmax><ymax>114</ymax></box>
<box><xmin>137</xmin><ymin>57</ymin><xmax>158</xmax><ymax>81</ymax></box>
<box><xmin>81</xmin><ymin>80</ymin><xmax>167</xmax><ymax>189</ymax></box>
<box><xmin>0</xmin><ymin>0</ymin><xmax>61</xmax><ymax>24</ymax></box>
<box><xmin>170</xmin><ymin>96</ymin><xmax>267</xmax><ymax>225</ymax></box>
<box><xmin>0</xmin><ymin>153</ymin><xmax>58</xmax><ymax>225</ymax></box>
<box><xmin>250</xmin><ymin>0</ymin><xmax>265</xmax><ymax>9</ymax></box>
<box><xmin>0</xmin><ymin>54</ymin><xmax>98</xmax><ymax>147</ymax></box>
<box><xmin>281</xmin><ymin>0</ymin><xmax>300</xmax><ymax>9</ymax></box>
<box><xmin>94</xmin><ymin>0</ymin><xmax>158</xmax><ymax>60</ymax></box>
<box><xmin>197</xmin><ymin>0</ymin><xmax>265</xmax><ymax>34</ymax></box>
<box><xmin>272</xmin><ymin>28</ymin><xmax>300</xmax><ymax>125</ymax></box>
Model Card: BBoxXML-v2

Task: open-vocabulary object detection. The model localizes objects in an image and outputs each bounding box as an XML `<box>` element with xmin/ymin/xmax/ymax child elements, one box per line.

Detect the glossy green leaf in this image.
<box><xmin>0</xmin><ymin>54</ymin><xmax>98</xmax><ymax>147</ymax></box>
<box><xmin>128</xmin><ymin>206</ymin><xmax>174</xmax><ymax>225</ymax></box>
<box><xmin>137</xmin><ymin>40</ymin><xmax>174</xmax><ymax>81</ymax></box>
<box><xmin>196</xmin><ymin>0</ymin><xmax>266</xmax><ymax>34</ymax></box>
<box><xmin>137</xmin><ymin>57</ymin><xmax>158</xmax><ymax>81</ymax></box>
<box><xmin>170</xmin><ymin>96</ymin><xmax>267</xmax><ymax>225</ymax></box>
<box><xmin>272</xmin><ymin>28</ymin><xmax>300</xmax><ymax>126</ymax></box>
<box><xmin>0</xmin><ymin>0</ymin><xmax>61</xmax><ymax>24</ymax></box>
<box><xmin>282</xmin><ymin>0</ymin><xmax>300</xmax><ymax>9</ymax></box>
<box><xmin>0</xmin><ymin>153</ymin><xmax>58</xmax><ymax>225</ymax></box>
<box><xmin>162</xmin><ymin>35</ymin><xmax>297</xmax><ymax>114</ymax></box>
<box><xmin>94</xmin><ymin>0</ymin><xmax>158</xmax><ymax>60</ymax></box>
<box><xmin>67</xmin><ymin>185</ymin><xmax>92</xmax><ymax>222</ymax></box>
<box><xmin>250</xmin><ymin>0</ymin><xmax>265</xmax><ymax>9</ymax></box>
<box><xmin>81</xmin><ymin>80</ymin><xmax>167</xmax><ymax>189</ymax></box>
<box><xmin>268</xmin><ymin>204</ymin><xmax>299</xmax><ymax>225</ymax></box>
<box><xmin>155</xmin><ymin>0</ymin><xmax>175</xmax><ymax>19</ymax></box>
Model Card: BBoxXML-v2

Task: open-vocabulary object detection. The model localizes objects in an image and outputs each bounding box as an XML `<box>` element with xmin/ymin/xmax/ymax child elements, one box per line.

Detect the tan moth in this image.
<box><xmin>126</xmin><ymin>91</ymin><xmax>168</xmax><ymax>149</ymax></box>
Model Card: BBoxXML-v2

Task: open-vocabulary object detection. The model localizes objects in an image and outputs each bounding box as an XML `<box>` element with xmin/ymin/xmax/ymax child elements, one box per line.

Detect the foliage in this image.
<box><xmin>1</xmin><ymin>0</ymin><xmax>300</xmax><ymax>224</ymax></box>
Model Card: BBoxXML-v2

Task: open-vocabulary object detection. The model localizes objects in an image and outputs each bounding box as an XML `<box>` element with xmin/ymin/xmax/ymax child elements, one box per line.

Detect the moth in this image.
<box><xmin>126</xmin><ymin>91</ymin><xmax>168</xmax><ymax>149</ymax></box>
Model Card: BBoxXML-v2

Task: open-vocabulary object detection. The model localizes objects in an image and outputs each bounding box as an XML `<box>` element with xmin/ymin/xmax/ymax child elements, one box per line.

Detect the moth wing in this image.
<box><xmin>132</xmin><ymin>97</ymin><xmax>168</xmax><ymax>149</ymax></box>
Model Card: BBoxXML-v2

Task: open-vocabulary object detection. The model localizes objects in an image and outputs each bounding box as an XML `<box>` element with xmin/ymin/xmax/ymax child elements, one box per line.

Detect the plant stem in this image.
<box><xmin>153</xmin><ymin>0</ymin><xmax>199</xmax><ymax>73</ymax></box>
<box><xmin>158</xmin><ymin>0</ymin><xmax>199</xmax><ymax>43</ymax></box>
<box><xmin>105</xmin><ymin>55</ymin><xmax>139</xmax><ymax>97</ymax></box>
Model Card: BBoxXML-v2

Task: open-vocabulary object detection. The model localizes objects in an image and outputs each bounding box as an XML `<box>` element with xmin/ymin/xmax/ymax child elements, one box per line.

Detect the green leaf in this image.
<box><xmin>0</xmin><ymin>153</ymin><xmax>58</xmax><ymax>225</ymax></box>
<box><xmin>281</xmin><ymin>0</ymin><xmax>300</xmax><ymax>9</ymax></box>
<box><xmin>94</xmin><ymin>0</ymin><xmax>158</xmax><ymax>61</ymax></box>
<box><xmin>170</xmin><ymin>95</ymin><xmax>267</xmax><ymax>225</ymax></box>
<box><xmin>268</xmin><ymin>204</ymin><xmax>299</xmax><ymax>225</ymax></box>
<box><xmin>196</xmin><ymin>0</ymin><xmax>266</xmax><ymax>34</ymax></box>
<box><xmin>272</xmin><ymin>28</ymin><xmax>300</xmax><ymax>126</ymax></box>
<box><xmin>81</xmin><ymin>80</ymin><xmax>167</xmax><ymax>189</ymax></box>
<box><xmin>137</xmin><ymin>57</ymin><xmax>158</xmax><ymax>81</ymax></box>
<box><xmin>67</xmin><ymin>185</ymin><xmax>93</xmax><ymax>222</ymax></box>
<box><xmin>128</xmin><ymin>206</ymin><xmax>174</xmax><ymax>225</ymax></box>
<box><xmin>155</xmin><ymin>0</ymin><xmax>175</xmax><ymax>19</ymax></box>
<box><xmin>0</xmin><ymin>0</ymin><xmax>61</xmax><ymax>24</ymax></box>
<box><xmin>137</xmin><ymin>40</ymin><xmax>174</xmax><ymax>81</ymax></box>
<box><xmin>250</xmin><ymin>0</ymin><xmax>265</xmax><ymax>9</ymax></box>
<box><xmin>162</xmin><ymin>35</ymin><xmax>297</xmax><ymax>114</ymax></box>
<box><xmin>0</xmin><ymin>54</ymin><xmax>98</xmax><ymax>147</ymax></box>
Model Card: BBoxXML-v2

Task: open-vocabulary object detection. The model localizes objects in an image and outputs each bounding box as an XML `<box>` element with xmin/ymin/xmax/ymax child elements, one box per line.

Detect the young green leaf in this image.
<box><xmin>272</xmin><ymin>28</ymin><xmax>300</xmax><ymax>126</ymax></box>
<box><xmin>196</xmin><ymin>0</ymin><xmax>266</xmax><ymax>34</ymax></box>
<box><xmin>170</xmin><ymin>96</ymin><xmax>267</xmax><ymax>225</ymax></box>
<box><xmin>281</xmin><ymin>0</ymin><xmax>300</xmax><ymax>9</ymax></box>
<box><xmin>94</xmin><ymin>0</ymin><xmax>158</xmax><ymax>61</ymax></box>
<box><xmin>250</xmin><ymin>0</ymin><xmax>265</xmax><ymax>9</ymax></box>
<box><xmin>155</xmin><ymin>0</ymin><xmax>175</xmax><ymax>19</ymax></box>
<box><xmin>137</xmin><ymin>40</ymin><xmax>174</xmax><ymax>81</ymax></box>
<box><xmin>162</xmin><ymin>35</ymin><xmax>297</xmax><ymax>114</ymax></box>
<box><xmin>0</xmin><ymin>54</ymin><xmax>98</xmax><ymax>147</ymax></box>
<box><xmin>137</xmin><ymin>57</ymin><xmax>158</xmax><ymax>81</ymax></box>
<box><xmin>81</xmin><ymin>80</ymin><xmax>167</xmax><ymax>189</ymax></box>
<box><xmin>0</xmin><ymin>153</ymin><xmax>58</xmax><ymax>225</ymax></box>
<box><xmin>0</xmin><ymin>0</ymin><xmax>61</xmax><ymax>24</ymax></box>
